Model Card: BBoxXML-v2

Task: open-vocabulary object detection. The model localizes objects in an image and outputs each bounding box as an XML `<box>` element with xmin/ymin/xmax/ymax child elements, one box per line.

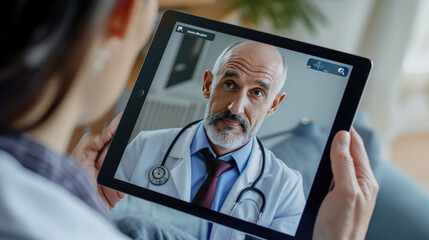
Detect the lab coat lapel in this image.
<box><xmin>219</xmin><ymin>138</ymin><xmax>263</xmax><ymax>215</ymax></box>
<box><xmin>210</xmin><ymin>141</ymin><xmax>263</xmax><ymax>240</ymax></box>
<box><xmin>163</xmin><ymin>123</ymin><xmax>200</xmax><ymax>202</ymax></box>
<box><xmin>210</xmin><ymin>140</ymin><xmax>270</xmax><ymax>239</ymax></box>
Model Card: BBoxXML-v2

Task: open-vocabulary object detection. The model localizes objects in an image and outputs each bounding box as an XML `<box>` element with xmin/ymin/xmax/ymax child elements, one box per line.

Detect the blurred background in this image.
<box><xmin>162</xmin><ymin>0</ymin><xmax>429</xmax><ymax>192</ymax></box>
<box><xmin>70</xmin><ymin>0</ymin><xmax>429</xmax><ymax>239</ymax></box>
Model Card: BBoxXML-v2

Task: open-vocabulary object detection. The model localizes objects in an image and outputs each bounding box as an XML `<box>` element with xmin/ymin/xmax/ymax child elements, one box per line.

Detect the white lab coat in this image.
<box><xmin>115</xmin><ymin>123</ymin><xmax>305</xmax><ymax>238</ymax></box>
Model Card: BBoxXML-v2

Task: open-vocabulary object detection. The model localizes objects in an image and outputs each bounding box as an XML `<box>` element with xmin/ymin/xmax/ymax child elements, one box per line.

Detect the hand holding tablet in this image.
<box><xmin>98</xmin><ymin>10</ymin><xmax>375</xmax><ymax>239</ymax></box>
<box><xmin>313</xmin><ymin>129</ymin><xmax>379</xmax><ymax>240</ymax></box>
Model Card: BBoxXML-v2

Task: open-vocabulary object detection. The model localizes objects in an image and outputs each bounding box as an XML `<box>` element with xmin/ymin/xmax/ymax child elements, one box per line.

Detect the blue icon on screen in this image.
<box><xmin>307</xmin><ymin>58</ymin><xmax>349</xmax><ymax>77</ymax></box>
<box><xmin>313</xmin><ymin>61</ymin><xmax>324</xmax><ymax>70</ymax></box>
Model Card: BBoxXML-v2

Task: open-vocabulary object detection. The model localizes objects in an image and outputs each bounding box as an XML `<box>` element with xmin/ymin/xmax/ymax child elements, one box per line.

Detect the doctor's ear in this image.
<box><xmin>267</xmin><ymin>92</ymin><xmax>286</xmax><ymax>116</ymax></box>
<box><xmin>202</xmin><ymin>70</ymin><xmax>213</xmax><ymax>99</ymax></box>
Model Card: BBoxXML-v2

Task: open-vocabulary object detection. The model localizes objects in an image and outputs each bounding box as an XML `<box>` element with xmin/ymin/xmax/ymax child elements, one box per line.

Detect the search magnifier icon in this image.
<box><xmin>338</xmin><ymin>68</ymin><xmax>345</xmax><ymax>75</ymax></box>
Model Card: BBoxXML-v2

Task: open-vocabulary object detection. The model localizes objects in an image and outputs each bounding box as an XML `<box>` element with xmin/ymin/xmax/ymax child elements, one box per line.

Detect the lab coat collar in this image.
<box><xmin>168</xmin><ymin>122</ymin><xmax>200</xmax><ymax>159</ymax></box>
<box><xmin>219</xmin><ymin>139</ymin><xmax>272</xmax><ymax>215</ymax></box>
<box><xmin>160</xmin><ymin>122</ymin><xmax>200</xmax><ymax>201</ymax></box>
<box><xmin>244</xmin><ymin>138</ymin><xmax>266</xmax><ymax>184</ymax></box>
<box><xmin>160</xmin><ymin>121</ymin><xmax>271</xmax><ymax>203</ymax></box>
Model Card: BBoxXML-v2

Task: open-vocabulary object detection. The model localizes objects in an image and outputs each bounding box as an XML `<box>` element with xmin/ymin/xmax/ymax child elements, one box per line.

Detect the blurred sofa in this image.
<box><xmin>270</xmin><ymin>111</ymin><xmax>429</xmax><ymax>240</ymax></box>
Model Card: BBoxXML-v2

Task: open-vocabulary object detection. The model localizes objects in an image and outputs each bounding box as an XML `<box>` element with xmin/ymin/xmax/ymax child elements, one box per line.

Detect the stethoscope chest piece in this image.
<box><xmin>148</xmin><ymin>166</ymin><xmax>170</xmax><ymax>185</ymax></box>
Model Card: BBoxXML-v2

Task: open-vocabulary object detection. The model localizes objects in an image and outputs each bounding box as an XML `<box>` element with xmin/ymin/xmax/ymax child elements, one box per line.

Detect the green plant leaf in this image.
<box><xmin>224</xmin><ymin>0</ymin><xmax>326</xmax><ymax>32</ymax></box>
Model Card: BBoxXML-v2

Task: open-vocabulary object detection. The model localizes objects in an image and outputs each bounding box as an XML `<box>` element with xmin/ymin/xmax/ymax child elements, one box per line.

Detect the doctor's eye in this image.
<box><xmin>251</xmin><ymin>89</ymin><xmax>264</xmax><ymax>97</ymax></box>
<box><xmin>224</xmin><ymin>81</ymin><xmax>235</xmax><ymax>89</ymax></box>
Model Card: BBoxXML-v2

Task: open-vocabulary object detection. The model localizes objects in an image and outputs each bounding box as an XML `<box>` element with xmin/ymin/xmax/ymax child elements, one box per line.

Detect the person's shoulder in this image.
<box><xmin>0</xmin><ymin>150</ymin><xmax>129</xmax><ymax>240</ymax></box>
<box><xmin>133</xmin><ymin>127</ymin><xmax>182</xmax><ymax>142</ymax></box>
<box><xmin>263</xmin><ymin>148</ymin><xmax>302</xmax><ymax>181</ymax></box>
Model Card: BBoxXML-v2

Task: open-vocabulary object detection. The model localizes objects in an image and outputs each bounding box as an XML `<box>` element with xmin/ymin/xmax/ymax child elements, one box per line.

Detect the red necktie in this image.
<box><xmin>192</xmin><ymin>148</ymin><xmax>235</xmax><ymax>209</ymax></box>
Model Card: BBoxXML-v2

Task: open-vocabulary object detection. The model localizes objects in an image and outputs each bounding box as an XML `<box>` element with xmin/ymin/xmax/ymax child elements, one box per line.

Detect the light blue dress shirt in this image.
<box><xmin>189</xmin><ymin>121</ymin><xmax>254</xmax><ymax>211</ymax></box>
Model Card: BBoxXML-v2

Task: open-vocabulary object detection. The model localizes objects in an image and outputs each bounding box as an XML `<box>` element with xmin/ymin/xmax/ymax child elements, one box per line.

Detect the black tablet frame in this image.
<box><xmin>98</xmin><ymin>10</ymin><xmax>372</xmax><ymax>240</ymax></box>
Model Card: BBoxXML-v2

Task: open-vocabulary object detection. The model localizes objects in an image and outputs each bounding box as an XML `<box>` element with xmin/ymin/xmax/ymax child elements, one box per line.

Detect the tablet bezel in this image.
<box><xmin>98</xmin><ymin>10</ymin><xmax>372</xmax><ymax>240</ymax></box>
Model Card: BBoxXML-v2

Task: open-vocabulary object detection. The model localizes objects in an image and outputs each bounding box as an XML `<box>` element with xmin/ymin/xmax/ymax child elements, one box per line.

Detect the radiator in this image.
<box><xmin>134</xmin><ymin>96</ymin><xmax>206</xmax><ymax>132</ymax></box>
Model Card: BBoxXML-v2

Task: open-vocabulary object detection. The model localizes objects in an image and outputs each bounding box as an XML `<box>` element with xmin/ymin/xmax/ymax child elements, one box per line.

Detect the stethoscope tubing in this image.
<box><xmin>150</xmin><ymin>119</ymin><xmax>266</xmax><ymax>221</ymax></box>
<box><xmin>159</xmin><ymin>119</ymin><xmax>202</xmax><ymax>167</ymax></box>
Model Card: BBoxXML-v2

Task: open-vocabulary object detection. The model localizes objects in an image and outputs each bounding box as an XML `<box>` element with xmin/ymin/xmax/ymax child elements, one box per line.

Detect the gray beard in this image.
<box><xmin>203</xmin><ymin>103</ymin><xmax>260</xmax><ymax>150</ymax></box>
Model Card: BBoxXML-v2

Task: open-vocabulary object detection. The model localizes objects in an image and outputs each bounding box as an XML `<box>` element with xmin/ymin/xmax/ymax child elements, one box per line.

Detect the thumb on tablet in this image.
<box><xmin>313</xmin><ymin>129</ymin><xmax>379</xmax><ymax>240</ymax></box>
<box><xmin>330</xmin><ymin>130</ymin><xmax>358</xmax><ymax>189</ymax></box>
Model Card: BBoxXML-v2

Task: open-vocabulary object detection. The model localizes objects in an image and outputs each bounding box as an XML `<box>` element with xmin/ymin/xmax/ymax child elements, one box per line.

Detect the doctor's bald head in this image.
<box><xmin>201</xmin><ymin>41</ymin><xmax>287</xmax><ymax>155</ymax></box>
<box><xmin>212</xmin><ymin>42</ymin><xmax>287</xmax><ymax>93</ymax></box>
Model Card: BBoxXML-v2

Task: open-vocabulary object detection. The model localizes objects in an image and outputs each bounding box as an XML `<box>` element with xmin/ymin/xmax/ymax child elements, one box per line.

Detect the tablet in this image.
<box><xmin>99</xmin><ymin>10</ymin><xmax>372</xmax><ymax>240</ymax></box>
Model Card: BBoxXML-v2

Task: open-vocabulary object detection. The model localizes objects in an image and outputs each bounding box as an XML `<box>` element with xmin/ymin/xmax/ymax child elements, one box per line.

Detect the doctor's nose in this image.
<box><xmin>227</xmin><ymin>94</ymin><xmax>246</xmax><ymax>114</ymax></box>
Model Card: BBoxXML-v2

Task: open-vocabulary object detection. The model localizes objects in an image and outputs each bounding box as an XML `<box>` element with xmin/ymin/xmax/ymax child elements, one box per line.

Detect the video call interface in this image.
<box><xmin>114</xmin><ymin>22</ymin><xmax>353</xmax><ymax>237</ymax></box>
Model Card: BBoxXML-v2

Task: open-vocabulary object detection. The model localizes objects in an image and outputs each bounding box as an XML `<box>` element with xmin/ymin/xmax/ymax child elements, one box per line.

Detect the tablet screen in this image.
<box><xmin>101</xmin><ymin>11</ymin><xmax>371</xmax><ymax>240</ymax></box>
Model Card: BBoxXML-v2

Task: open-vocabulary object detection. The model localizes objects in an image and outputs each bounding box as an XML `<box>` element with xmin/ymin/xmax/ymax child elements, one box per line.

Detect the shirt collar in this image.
<box><xmin>190</xmin><ymin>121</ymin><xmax>253</xmax><ymax>173</ymax></box>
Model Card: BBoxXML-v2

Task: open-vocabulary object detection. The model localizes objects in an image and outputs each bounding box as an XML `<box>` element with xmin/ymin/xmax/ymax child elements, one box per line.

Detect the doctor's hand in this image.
<box><xmin>313</xmin><ymin>128</ymin><xmax>379</xmax><ymax>240</ymax></box>
<box><xmin>72</xmin><ymin>113</ymin><xmax>126</xmax><ymax>210</ymax></box>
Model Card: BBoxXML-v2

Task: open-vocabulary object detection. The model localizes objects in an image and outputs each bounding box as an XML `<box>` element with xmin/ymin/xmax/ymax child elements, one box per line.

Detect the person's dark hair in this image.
<box><xmin>0</xmin><ymin>0</ymin><xmax>116</xmax><ymax>134</ymax></box>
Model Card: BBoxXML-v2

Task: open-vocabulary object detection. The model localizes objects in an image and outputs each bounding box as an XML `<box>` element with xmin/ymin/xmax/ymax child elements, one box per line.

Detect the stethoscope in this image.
<box><xmin>148</xmin><ymin>120</ymin><xmax>266</xmax><ymax>223</ymax></box>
